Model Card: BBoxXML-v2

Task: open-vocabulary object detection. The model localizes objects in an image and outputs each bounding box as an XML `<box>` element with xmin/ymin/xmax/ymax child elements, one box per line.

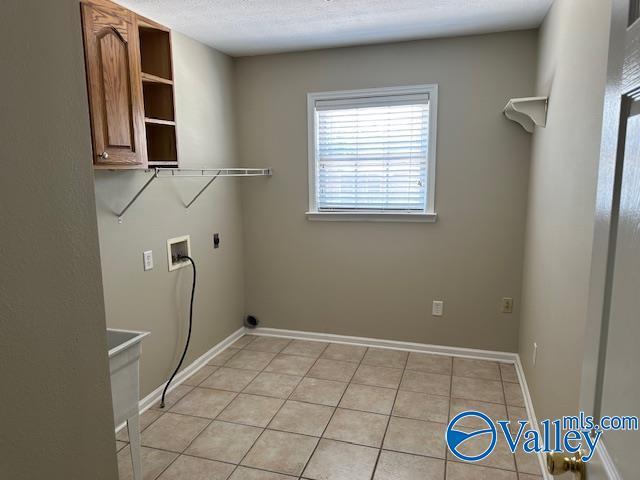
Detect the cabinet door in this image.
<box><xmin>81</xmin><ymin>3</ymin><xmax>147</xmax><ymax>168</ymax></box>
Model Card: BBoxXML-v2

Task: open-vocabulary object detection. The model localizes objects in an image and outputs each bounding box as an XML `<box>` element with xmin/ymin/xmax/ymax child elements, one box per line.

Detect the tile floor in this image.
<box><xmin>116</xmin><ymin>335</ymin><xmax>544</xmax><ymax>480</ymax></box>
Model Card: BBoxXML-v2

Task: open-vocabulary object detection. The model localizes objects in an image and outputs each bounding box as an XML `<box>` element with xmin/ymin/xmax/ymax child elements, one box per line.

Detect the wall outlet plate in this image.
<box><xmin>143</xmin><ymin>250</ymin><xmax>154</xmax><ymax>271</ymax></box>
<box><xmin>432</xmin><ymin>300</ymin><xmax>444</xmax><ymax>317</ymax></box>
<box><xmin>501</xmin><ymin>297</ymin><xmax>514</xmax><ymax>313</ymax></box>
<box><xmin>167</xmin><ymin>235</ymin><xmax>191</xmax><ymax>271</ymax></box>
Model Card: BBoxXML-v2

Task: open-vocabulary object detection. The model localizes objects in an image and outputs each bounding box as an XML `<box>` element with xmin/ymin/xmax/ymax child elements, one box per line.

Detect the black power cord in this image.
<box><xmin>160</xmin><ymin>255</ymin><xmax>196</xmax><ymax>408</ymax></box>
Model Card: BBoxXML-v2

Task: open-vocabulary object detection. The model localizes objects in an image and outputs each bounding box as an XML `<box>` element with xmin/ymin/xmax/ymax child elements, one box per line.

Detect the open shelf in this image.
<box><xmin>141</xmin><ymin>72</ymin><xmax>173</xmax><ymax>85</ymax></box>
<box><xmin>148</xmin><ymin>160</ymin><xmax>179</xmax><ymax>168</ymax></box>
<box><xmin>142</xmin><ymin>82</ymin><xmax>175</xmax><ymax>121</ymax></box>
<box><xmin>146</xmin><ymin>123</ymin><xmax>177</xmax><ymax>164</ymax></box>
<box><xmin>145</xmin><ymin>117</ymin><xmax>175</xmax><ymax>126</ymax></box>
<box><xmin>139</xmin><ymin>27</ymin><xmax>172</xmax><ymax>81</ymax></box>
<box><xmin>138</xmin><ymin>16</ymin><xmax>178</xmax><ymax>167</ymax></box>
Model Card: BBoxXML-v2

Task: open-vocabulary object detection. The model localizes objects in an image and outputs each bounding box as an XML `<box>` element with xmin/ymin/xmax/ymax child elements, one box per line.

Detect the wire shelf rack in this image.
<box><xmin>115</xmin><ymin>167</ymin><xmax>272</xmax><ymax>222</ymax></box>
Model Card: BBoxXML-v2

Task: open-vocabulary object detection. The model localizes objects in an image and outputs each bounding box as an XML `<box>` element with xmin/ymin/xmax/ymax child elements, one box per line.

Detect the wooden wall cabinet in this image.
<box><xmin>81</xmin><ymin>0</ymin><xmax>178</xmax><ymax>169</ymax></box>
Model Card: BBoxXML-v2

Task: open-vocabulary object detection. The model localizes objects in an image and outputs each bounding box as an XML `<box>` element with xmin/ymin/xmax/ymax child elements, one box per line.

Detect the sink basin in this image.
<box><xmin>107</xmin><ymin>328</ymin><xmax>149</xmax><ymax>480</ymax></box>
<box><xmin>108</xmin><ymin>329</ymin><xmax>149</xmax><ymax>359</ymax></box>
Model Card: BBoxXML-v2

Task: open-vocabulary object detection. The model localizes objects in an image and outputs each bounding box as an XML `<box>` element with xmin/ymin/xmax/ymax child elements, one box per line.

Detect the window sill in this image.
<box><xmin>305</xmin><ymin>211</ymin><xmax>438</xmax><ymax>223</ymax></box>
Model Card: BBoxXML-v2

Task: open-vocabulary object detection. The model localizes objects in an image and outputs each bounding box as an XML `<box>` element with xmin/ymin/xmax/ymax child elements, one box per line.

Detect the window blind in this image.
<box><xmin>315</xmin><ymin>94</ymin><xmax>430</xmax><ymax>212</ymax></box>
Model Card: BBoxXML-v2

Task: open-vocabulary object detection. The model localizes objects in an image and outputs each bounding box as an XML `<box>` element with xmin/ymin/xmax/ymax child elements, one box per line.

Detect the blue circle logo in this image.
<box><xmin>446</xmin><ymin>411</ymin><xmax>497</xmax><ymax>462</ymax></box>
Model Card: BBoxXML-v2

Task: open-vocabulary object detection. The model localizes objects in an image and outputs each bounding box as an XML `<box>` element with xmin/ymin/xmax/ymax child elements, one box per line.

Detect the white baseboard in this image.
<box><xmin>594</xmin><ymin>441</ymin><xmax>622</xmax><ymax>480</ymax></box>
<box><xmin>115</xmin><ymin>326</ymin><xmax>245</xmax><ymax>433</ymax></box>
<box><xmin>249</xmin><ymin>327</ymin><xmax>519</xmax><ymax>363</ymax></box>
<box><xmin>513</xmin><ymin>354</ymin><xmax>551</xmax><ymax>479</ymax></box>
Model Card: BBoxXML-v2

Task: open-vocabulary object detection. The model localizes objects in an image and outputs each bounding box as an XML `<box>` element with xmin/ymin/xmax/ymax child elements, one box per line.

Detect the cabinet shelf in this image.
<box><xmin>145</xmin><ymin>117</ymin><xmax>175</xmax><ymax>126</ymax></box>
<box><xmin>139</xmin><ymin>26</ymin><xmax>172</xmax><ymax>81</ymax></box>
<box><xmin>143</xmin><ymin>82</ymin><xmax>174</xmax><ymax>122</ymax></box>
<box><xmin>141</xmin><ymin>72</ymin><xmax>173</xmax><ymax>85</ymax></box>
<box><xmin>139</xmin><ymin>20</ymin><xmax>178</xmax><ymax>167</ymax></box>
<box><xmin>146</xmin><ymin>123</ymin><xmax>177</xmax><ymax>164</ymax></box>
<box><xmin>148</xmin><ymin>161</ymin><xmax>179</xmax><ymax>168</ymax></box>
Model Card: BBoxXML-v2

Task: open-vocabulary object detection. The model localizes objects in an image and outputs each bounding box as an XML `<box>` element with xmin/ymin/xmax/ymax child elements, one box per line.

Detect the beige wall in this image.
<box><xmin>0</xmin><ymin>0</ymin><xmax>117</xmax><ymax>478</ymax></box>
<box><xmin>95</xmin><ymin>32</ymin><xmax>245</xmax><ymax>397</ymax></box>
<box><xmin>518</xmin><ymin>0</ymin><xmax>611</xmax><ymax>421</ymax></box>
<box><xmin>236</xmin><ymin>31</ymin><xmax>537</xmax><ymax>352</ymax></box>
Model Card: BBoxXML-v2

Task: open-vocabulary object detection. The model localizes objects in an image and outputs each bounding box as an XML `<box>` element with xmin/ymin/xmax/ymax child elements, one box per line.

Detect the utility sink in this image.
<box><xmin>108</xmin><ymin>328</ymin><xmax>149</xmax><ymax>480</ymax></box>
<box><xmin>108</xmin><ymin>329</ymin><xmax>149</xmax><ymax>358</ymax></box>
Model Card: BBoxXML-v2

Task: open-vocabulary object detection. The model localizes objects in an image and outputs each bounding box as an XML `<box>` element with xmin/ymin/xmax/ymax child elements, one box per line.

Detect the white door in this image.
<box><xmin>574</xmin><ymin>1</ymin><xmax>640</xmax><ymax>478</ymax></box>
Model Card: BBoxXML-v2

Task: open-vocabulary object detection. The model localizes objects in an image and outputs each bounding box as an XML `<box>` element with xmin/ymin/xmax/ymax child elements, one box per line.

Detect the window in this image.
<box><xmin>307</xmin><ymin>85</ymin><xmax>437</xmax><ymax>222</ymax></box>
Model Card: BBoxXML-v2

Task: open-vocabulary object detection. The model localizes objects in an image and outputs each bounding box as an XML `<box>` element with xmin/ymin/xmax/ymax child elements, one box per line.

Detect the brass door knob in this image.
<box><xmin>547</xmin><ymin>452</ymin><xmax>586</xmax><ymax>479</ymax></box>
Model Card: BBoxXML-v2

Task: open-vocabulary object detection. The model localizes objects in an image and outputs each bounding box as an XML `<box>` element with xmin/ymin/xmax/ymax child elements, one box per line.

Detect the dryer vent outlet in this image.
<box><xmin>245</xmin><ymin>315</ymin><xmax>259</xmax><ymax>329</ymax></box>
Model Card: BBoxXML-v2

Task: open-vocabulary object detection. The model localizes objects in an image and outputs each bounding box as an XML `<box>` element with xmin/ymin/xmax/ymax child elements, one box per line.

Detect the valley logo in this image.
<box><xmin>446</xmin><ymin>410</ymin><xmax>639</xmax><ymax>462</ymax></box>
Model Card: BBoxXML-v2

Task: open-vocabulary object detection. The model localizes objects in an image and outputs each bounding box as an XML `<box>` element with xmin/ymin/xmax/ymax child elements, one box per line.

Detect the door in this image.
<box><xmin>81</xmin><ymin>2</ymin><xmax>147</xmax><ymax>168</ymax></box>
<box><xmin>577</xmin><ymin>1</ymin><xmax>640</xmax><ymax>478</ymax></box>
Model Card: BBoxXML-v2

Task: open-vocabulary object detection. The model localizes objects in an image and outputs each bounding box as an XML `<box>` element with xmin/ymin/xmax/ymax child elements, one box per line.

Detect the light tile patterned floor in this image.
<box><xmin>116</xmin><ymin>335</ymin><xmax>544</xmax><ymax>480</ymax></box>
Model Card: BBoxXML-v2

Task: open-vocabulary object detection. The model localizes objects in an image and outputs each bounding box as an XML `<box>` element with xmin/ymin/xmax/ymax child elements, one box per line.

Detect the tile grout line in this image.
<box><xmin>127</xmin><ymin>336</ymin><xmax>299</xmax><ymax>478</ymax></box>
<box><xmin>128</xmin><ymin>439</ymin><xmax>526</xmax><ymax>478</ymax></box>
<box><xmin>499</xmin><ymin>363</ymin><xmax>530</xmax><ymax>478</ymax></box>
<box><xmin>285</xmin><ymin>341</ymin><xmax>334</xmax><ymax>480</ymax></box>
<box><xmin>446</xmin><ymin>359</ymin><xmax>526</xmax><ymax>476</ymax></box>
<box><xmin>173</xmin><ymin>352</ymin><xmax>516</xmax><ymax>405</ymax></box>
<box><xmin>141</xmin><ymin>413</ymin><xmax>456</xmax><ymax>453</ymax></box>
<box><xmin>444</xmin><ymin>355</ymin><xmax>455</xmax><ymax>479</ymax></box>
<box><xmin>145</xmin><ymin>335</ymin><xmax>279</xmax><ymax>480</ymax></box>
<box><xmin>297</xmin><ymin>343</ymin><xmax>368</xmax><ymax>479</ymax></box>
<box><xmin>116</xmin><ymin>384</ymin><xmax>197</xmax><ymax>468</ymax></box>
<box><xmin>227</xmin><ymin>337</ymin><xmax>326</xmax><ymax>479</ymax></box>
<box><xmin>209</xmin><ymin>336</ymin><xmax>294</xmax><ymax>479</ymax></box>
<box><xmin>367</xmin><ymin>349</ymin><xmax>411</xmax><ymax>480</ymax></box>
<box><xmin>146</xmin><ymin>394</ymin><xmax>456</xmax><ymax>427</ymax></box>
<box><xmin>147</xmin><ymin>343</ymin><xmax>253</xmax><ymax>480</ymax></box>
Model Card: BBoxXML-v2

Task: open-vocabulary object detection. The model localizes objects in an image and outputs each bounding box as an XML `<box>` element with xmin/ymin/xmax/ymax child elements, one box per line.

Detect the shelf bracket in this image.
<box><xmin>503</xmin><ymin>96</ymin><xmax>548</xmax><ymax>133</ymax></box>
<box><xmin>116</xmin><ymin>169</ymin><xmax>159</xmax><ymax>223</ymax></box>
<box><xmin>185</xmin><ymin>170</ymin><xmax>222</xmax><ymax>208</ymax></box>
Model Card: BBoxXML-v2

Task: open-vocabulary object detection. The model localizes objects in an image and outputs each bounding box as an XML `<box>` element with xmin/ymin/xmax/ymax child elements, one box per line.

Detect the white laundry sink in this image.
<box><xmin>107</xmin><ymin>328</ymin><xmax>149</xmax><ymax>480</ymax></box>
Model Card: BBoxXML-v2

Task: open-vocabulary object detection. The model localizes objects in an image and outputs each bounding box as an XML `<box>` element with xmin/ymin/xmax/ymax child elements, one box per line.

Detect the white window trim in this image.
<box><xmin>306</xmin><ymin>84</ymin><xmax>438</xmax><ymax>223</ymax></box>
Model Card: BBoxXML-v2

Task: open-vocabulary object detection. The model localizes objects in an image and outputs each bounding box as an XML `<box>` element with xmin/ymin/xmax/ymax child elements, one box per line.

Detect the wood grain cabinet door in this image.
<box><xmin>81</xmin><ymin>3</ymin><xmax>147</xmax><ymax>168</ymax></box>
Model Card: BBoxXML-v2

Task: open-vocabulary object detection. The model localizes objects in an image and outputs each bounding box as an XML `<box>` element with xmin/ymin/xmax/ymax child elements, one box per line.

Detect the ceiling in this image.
<box><xmin>120</xmin><ymin>0</ymin><xmax>553</xmax><ymax>57</ymax></box>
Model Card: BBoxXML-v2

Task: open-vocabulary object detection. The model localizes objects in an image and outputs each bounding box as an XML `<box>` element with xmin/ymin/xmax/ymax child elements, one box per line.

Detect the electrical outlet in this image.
<box><xmin>532</xmin><ymin>342</ymin><xmax>538</xmax><ymax>366</ymax></box>
<box><xmin>501</xmin><ymin>297</ymin><xmax>514</xmax><ymax>313</ymax></box>
<box><xmin>143</xmin><ymin>250</ymin><xmax>154</xmax><ymax>271</ymax></box>
<box><xmin>432</xmin><ymin>300</ymin><xmax>444</xmax><ymax>317</ymax></box>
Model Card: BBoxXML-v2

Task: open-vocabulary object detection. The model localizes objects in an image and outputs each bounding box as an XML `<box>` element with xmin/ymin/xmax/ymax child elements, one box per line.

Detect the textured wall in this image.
<box><xmin>236</xmin><ymin>31</ymin><xmax>537</xmax><ymax>352</ymax></box>
<box><xmin>95</xmin><ymin>32</ymin><xmax>246</xmax><ymax>397</ymax></box>
<box><xmin>0</xmin><ymin>0</ymin><xmax>117</xmax><ymax>478</ymax></box>
<box><xmin>518</xmin><ymin>0</ymin><xmax>611</xmax><ymax>421</ymax></box>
